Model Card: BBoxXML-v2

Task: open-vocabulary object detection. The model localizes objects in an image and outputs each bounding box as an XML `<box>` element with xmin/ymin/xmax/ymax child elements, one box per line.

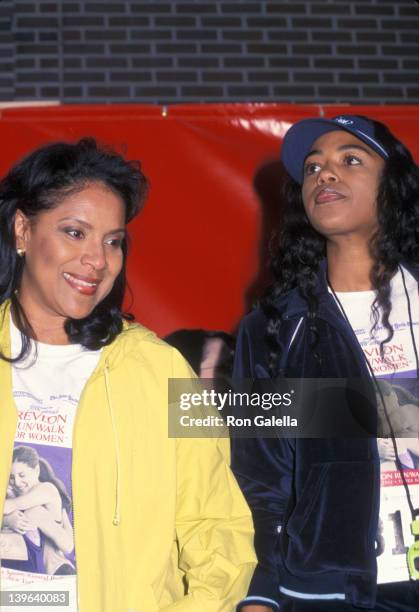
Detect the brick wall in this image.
<box><xmin>0</xmin><ymin>0</ymin><xmax>418</xmax><ymax>104</ymax></box>
<box><xmin>0</xmin><ymin>0</ymin><xmax>13</xmax><ymax>101</ymax></box>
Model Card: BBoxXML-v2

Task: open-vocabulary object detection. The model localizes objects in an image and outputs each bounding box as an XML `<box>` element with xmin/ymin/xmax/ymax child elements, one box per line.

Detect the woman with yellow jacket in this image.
<box><xmin>0</xmin><ymin>138</ymin><xmax>255</xmax><ymax>611</ymax></box>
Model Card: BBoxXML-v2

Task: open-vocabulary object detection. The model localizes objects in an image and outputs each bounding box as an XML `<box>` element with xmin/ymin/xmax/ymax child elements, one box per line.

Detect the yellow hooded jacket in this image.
<box><xmin>0</xmin><ymin>302</ymin><xmax>256</xmax><ymax>611</ymax></box>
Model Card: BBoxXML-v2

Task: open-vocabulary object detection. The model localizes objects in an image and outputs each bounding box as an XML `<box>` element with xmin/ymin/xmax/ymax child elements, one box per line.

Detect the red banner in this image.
<box><xmin>1</xmin><ymin>103</ymin><xmax>418</xmax><ymax>335</ymax></box>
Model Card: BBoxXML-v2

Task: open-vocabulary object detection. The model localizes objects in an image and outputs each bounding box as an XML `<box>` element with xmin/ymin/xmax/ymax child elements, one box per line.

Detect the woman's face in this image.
<box><xmin>15</xmin><ymin>182</ymin><xmax>126</xmax><ymax>331</ymax></box>
<box><xmin>10</xmin><ymin>461</ymin><xmax>40</xmax><ymax>495</ymax></box>
<box><xmin>301</xmin><ymin>130</ymin><xmax>385</xmax><ymax>241</ymax></box>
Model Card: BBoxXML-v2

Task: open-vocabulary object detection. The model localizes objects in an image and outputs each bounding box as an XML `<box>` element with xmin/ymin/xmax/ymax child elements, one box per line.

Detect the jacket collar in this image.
<box><xmin>274</xmin><ymin>260</ymin><xmax>329</xmax><ymax>319</ymax></box>
<box><xmin>0</xmin><ymin>299</ymin><xmax>155</xmax><ymax>380</ymax></box>
<box><xmin>277</xmin><ymin>259</ymin><xmax>419</xmax><ymax>320</ymax></box>
<box><xmin>0</xmin><ymin>299</ymin><xmax>12</xmax><ymax>358</ymax></box>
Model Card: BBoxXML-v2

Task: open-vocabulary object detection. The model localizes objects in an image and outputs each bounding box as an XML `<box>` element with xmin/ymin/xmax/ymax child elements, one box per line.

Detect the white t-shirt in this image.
<box><xmin>0</xmin><ymin>317</ymin><xmax>101</xmax><ymax>611</ymax></box>
<box><xmin>334</xmin><ymin>267</ymin><xmax>419</xmax><ymax>584</ymax></box>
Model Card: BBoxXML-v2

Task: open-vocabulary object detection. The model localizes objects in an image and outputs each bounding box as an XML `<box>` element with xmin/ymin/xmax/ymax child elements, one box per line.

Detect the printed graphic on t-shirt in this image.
<box><xmin>1</xmin><ymin>318</ymin><xmax>100</xmax><ymax>612</ymax></box>
<box><xmin>359</xmin><ymin>323</ymin><xmax>414</xmax><ymax>377</ymax></box>
<box><xmin>358</xmin><ymin>317</ymin><xmax>419</xmax><ymax>583</ymax></box>
<box><xmin>1</xmin><ymin>393</ymin><xmax>79</xmax><ymax>612</ymax></box>
<box><xmin>335</xmin><ymin>268</ymin><xmax>419</xmax><ymax>584</ymax></box>
<box><xmin>1</xmin><ymin>442</ymin><xmax>75</xmax><ymax>577</ymax></box>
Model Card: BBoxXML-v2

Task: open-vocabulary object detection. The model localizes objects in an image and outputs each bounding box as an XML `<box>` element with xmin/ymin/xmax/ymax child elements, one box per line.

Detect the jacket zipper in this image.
<box><xmin>70</xmin><ymin>358</ymin><xmax>106</xmax><ymax>612</ymax></box>
<box><xmin>286</xmin><ymin>316</ymin><xmax>304</xmax><ymax>353</ymax></box>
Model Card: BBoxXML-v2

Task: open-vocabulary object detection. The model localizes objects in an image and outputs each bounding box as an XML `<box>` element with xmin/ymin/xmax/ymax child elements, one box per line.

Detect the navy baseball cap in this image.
<box><xmin>281</xmin><ymin>114</ymin><xmax>389</xmax><ymax>184</ymax></box>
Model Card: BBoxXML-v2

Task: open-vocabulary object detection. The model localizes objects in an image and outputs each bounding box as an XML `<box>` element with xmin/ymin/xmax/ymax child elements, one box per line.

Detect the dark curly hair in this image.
<box><xmin>261</xmin><ymin>117</ymin><xmax>419</xmax><ymax>375</ymax></box>
<box><xmin>0</xmin><ymin>137</ymin><xmax>148</xmax><ymax>362</ymax></box>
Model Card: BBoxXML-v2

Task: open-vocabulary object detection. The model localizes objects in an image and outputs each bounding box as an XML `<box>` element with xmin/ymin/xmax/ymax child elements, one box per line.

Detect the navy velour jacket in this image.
<box><xmin>232</xmin><ymin>262</ymin><xmax>419</xmax><ymax>611</ymax></box>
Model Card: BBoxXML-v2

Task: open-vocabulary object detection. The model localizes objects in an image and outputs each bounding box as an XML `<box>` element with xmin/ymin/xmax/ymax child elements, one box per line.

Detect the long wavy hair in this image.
<box><xmin>0</xmin><ymin>137</ymin><xmax>148</xmax><ymax>362</ymax></box>
<box><xmin>11</xmin><ymin>445</ymin><xmax>72</xmax><ymax>512</ymax></box>
<box><xmin>261</xmin><ymin>117</ymin><xmax>419</xmax><ymax>375</ymax></box>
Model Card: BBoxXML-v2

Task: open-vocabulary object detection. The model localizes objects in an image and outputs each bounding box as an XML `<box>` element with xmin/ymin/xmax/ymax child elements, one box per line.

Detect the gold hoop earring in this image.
<box><xmin>16</xmin><ymin>248</ymin><xmax>25</xmax><ymax>257</ymax></box>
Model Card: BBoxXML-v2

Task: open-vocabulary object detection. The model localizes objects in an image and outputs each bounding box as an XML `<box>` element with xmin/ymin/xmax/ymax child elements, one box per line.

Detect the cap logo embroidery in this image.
<box><xmin>335</xmin><ymin>117</ymin><xmax>353</xmax><ymax>125</ymax></box>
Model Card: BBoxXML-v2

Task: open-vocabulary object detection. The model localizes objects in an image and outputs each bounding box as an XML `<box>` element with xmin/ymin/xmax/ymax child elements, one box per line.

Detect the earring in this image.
<box><xmin>16</xmin><ymin>248</ymin><xmax>25</xmax><ymax>257</ymax></box>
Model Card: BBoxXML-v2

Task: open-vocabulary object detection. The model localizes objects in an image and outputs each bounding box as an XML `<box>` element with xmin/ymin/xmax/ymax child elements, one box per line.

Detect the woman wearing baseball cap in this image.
<box><xmin>233</xmin><ymin>115</ymin><xmax>419</xmax><ymax>611</ymax></box>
